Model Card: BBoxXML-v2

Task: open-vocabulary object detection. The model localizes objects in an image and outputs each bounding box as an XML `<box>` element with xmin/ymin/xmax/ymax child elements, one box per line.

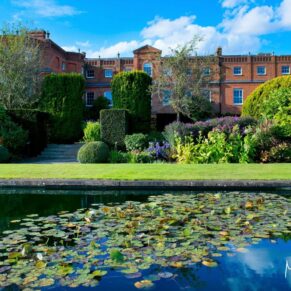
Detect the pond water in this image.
<box><xmin>0</xmin><ymin>189</ymin><xmax>290</xmax><ymax>291</ymax></box>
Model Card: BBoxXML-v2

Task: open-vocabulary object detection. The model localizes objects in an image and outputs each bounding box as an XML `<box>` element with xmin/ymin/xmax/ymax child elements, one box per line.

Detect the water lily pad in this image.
<box><xmin>134</xmin><ymin>280</ymin><xmax>154</xmax><ymax>289</ymax></box>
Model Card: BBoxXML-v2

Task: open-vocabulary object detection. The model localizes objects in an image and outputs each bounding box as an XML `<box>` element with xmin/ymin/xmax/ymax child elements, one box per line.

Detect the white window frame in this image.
<box><xmin>203</xmin><ymin>67</ymin><xmax>211</xmax><ymax>76</ymax></box>
<box><xmin>86</xmin><ymin>69</ymin><xmax>95</xmax><ymax>79</ymax></box>
<box><xmin>143</xmin><ymin>63</ymin><xmax>153</xmax><ymax>77</ymax></box>
<box><xmin>257</xmin><ymin>66</ymin><xmax>266</xmax><ymax>75</ymax></box>
<box><xmin>282</xmin><ymin>66</ymin><xmax>290</xmax><ymax>75</ymax></box>
<box><xmin>104</xmin><ymin>91</ymin><xmax>113</xmax><ymax>106</ymax></box>
<box><xmin>233</xmin><ymin>66</ymin><xmax>242</xmax><ymax>76</ymax></box>
<box><xmin>104</xmin><ymin>69</ymin><xmax>113</xmax><ymax>78</ymax></box>
<box><xmin>233</xmin><ymin>88</ymin><xmax>243</xmax><ymax>105</ymax></box>
<box><xmin>86</xmin><ymin>92</ymin><xmax>94</xmax><ymax>107</ymax></box>
<box><xmin>202</xmin><ymin>89</ymin><xmax>212</xmax><ymax>102</ymax></box>
<box><xmin>162</xmin><ymin>90</ymin><xmax>171</xmax><ymax>106</ymax></box>
<box><xmin>61</xmin><ymin>62</ymin><xmax>66</xmax><ymax>71</ymax></box>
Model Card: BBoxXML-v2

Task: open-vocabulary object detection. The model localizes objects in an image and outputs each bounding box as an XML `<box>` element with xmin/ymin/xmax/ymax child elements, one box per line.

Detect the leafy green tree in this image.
<box><xmin>151</xmin><ymin>38</ymin><xmax>215</xmax><ymax>121</ymax></box>
<box><xmin>0</xmin><ymin>24</ymin><xmax>42</xmax><ymax>109</ymax></box>
<box><xmin>112</xmin><ymin>71</ymin><xmax>152</xmax><ymax>133</ymax></box>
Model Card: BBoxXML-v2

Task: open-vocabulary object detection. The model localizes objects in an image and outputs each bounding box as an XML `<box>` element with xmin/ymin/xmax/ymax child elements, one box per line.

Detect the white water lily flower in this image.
<box><xmin>36</xmin><ymin>253</ymin><xmax>43</xmax><ymax>261</ymax></box>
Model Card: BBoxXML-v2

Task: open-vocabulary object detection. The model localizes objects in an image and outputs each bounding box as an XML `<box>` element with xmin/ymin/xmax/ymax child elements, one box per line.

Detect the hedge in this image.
<box><xmin>242</xmin><ymin>76</ymin><xmax>291</xmax><ymax>118</ymax></box>
<box><xmin>100</xmin><ymin>109</ymin><xmax>129</xmax><ymax>148</ymax></box>
<box><xmin>7</xmin><ymin>110</ymin><xmax>49</xmax><ymax>157</ymax></box>
<box><xmin>112</xmin><ymin>71</ymin><xmax>152</xmax><ymax>133</ymax></box>
<box><xmin>41</xmin><ymin>73</ymin><xmax>85</xmax><ymax>143</ymax></box>
<box><xmin>77</xmin><ymin>141</ymin><xmax>109</xmax><ymax>163</ymax></box>
<box><xmin>0</xmin><ymin>106</ymin><xmax>28</xmax><ymax>156</ymax></box>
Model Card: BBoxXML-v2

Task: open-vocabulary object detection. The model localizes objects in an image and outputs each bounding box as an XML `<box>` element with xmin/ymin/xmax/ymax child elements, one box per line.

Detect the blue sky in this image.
<box><xmin>0</xmin><ymin>0</ymin><xmax>291</xmax><ymax>57</ymax></box>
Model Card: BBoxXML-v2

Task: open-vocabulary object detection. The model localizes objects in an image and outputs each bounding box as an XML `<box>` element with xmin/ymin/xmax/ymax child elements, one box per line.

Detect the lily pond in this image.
<box><xmin>0</xmin><ymin>189</ymin><xmax>290</xmax><ymax>291</ymax></box>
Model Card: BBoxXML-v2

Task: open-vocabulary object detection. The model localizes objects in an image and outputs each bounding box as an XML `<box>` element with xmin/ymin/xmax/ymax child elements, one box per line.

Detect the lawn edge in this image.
<box><xmin>0</xmin><ymin>179</ymin><xmax>290</xmax><ymax>190</ymax></box>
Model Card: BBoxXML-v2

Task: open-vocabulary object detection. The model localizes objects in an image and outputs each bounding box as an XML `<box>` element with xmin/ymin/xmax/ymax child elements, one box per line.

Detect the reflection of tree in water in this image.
<box><xmin>0</xmin><ymin>190</ymin><xmax>154</xmax><ymax>232</ymax></box>
<box><xmin>172</xmin><ymin>266</ymin><xmax>206</xmax><ymax>290</ymax></box>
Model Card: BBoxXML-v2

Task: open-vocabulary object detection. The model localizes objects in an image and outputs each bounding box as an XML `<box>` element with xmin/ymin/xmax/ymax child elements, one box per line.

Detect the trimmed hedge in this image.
<box><xmin>41</xmin><ymin>73</ymin><xmax>85</xmax><ymax>143</ymax></box>
<box><xmin>112</xmin><ymin>71</ymin><xmax>152</xmax><ymax>133</ymax></box>
<box><xmin>100</xmin><ymin>109</ymin><xmax>129</xmax><ymax>148</ymax></box>
<box><xmin>77</xmin><ymin>141</ymin><xmax>109</xmax><ymax>163</ymax></box>
<box><xmin>0</xmin><ymin>106</ymin><xmax>28</xmax><ymax>155</ymax></box>
<box><xmin>7</xmin><ymin>110</ymin><xmax>49</xmax><ymax>156</ymax></box>
<box><xmin>242</xmin><ymin>76</ymin><xmax>291</xmax><ymax>118</ymax></box>
<box><xmin>0</xmin><ymin>145</ymin><xmax>9</xmax><ymax>163</ymax></box>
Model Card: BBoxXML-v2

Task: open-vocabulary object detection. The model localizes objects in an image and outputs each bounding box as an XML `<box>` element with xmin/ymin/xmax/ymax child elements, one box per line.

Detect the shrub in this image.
<box><xmin>77</xmin><ymin>141</ymin><xmax>109</xmax><ymax>163</ymax></box>
<box><xmin>162</xmin><ymin>122</ymin><xmax>190</xmax><ymax>148</ymax></box>
<box><xmin>124</xmin><ymin>133</ymin><xmax>148</xmax><ymax>152</ymax></box>
<box><xmin>0</xmin><ymin>107</ymin><xmax>28</xmax><ymax>155</ymax></box>
<box><xmin>147</xmin><ymin>142</ymin><xmax>171</xmax><ymax>161</ymax></box>
<box><xmin>84</xmin><ymin>96</ymin><xmax>111</xmax><ymax>120</ymax></box>
<box><xmin>41</xmin><ymin>73</ymin><xmax>85</xmax><ymax>143</ymax></box>
<box><xmin>0</xmin><ymin>146</ymin><xmax>9</xmax><ymax>163</ymax></box>
<box><xmin>261</xmin><ymin>142</ymin><xmax>291</xmax><ymax>163</ymax></box>
<box><xmin>128</xmin><ymin>151</ymin><xmax>153</xmax><ymax>163</ymax></box>
<box><xmin>109</xmin><ymin>151</ymin><xmax>130</xmax><ymax>163</ymax></box>
<box><xmin>174</xmin><ymin>126</ymin><xmax>256</xmax><ymax>164</ymax></box>
<box><xmin>7</xmin><ymin>110</ymin><xmax>49</xmax><ymax>156</ymax></box>
<box><xmin>187</xmin><ymin>116</ymin><xmax>257</xmax><ymax>138</ymax></box>
<box><xmin>112</xmin><ymin>71</ymin><xmax>152</xmax><ymax>133</ymax></box>
<box><xmin>83</xmin><ymin>121</ymin><xmax>101</xmax><ymax>142</ymax></box>
<box><xmin>147</xmin><ymin>131</ymin><xmax>164</xmax><ymax>143</ymax></box>
<box><xmin>100</xmin><ymin>109</ymin><xmax>129</xmax><ymax>148</ymax></box>
<box><xmin>188</xmin><ymin>95</ymin><xmax>213</xmax><ymax>121</ymax></box>
<box><xmin>242</xmin><ymin>75</ymin><xmax>291</xmax><ymax>118</ymax></box>
<box><xmin>260</xmin><ymin>88</ymin><xmax>291</xmax><ymax>136</ymax></box>
<box><xmin>252</xmin><ymin>120</ymin><xmax>290</xmax><ymax>162</ymax></box>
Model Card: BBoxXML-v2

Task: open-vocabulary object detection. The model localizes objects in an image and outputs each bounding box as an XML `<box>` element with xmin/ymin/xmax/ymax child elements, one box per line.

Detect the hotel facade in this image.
<box><xmin>34</xmin><ymin>31</ymin><xmax>291</xmax><ymax>121</ymax></box>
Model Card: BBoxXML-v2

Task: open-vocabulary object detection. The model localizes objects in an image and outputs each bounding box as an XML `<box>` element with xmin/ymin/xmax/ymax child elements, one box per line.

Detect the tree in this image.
<box><xmin>0</xmin><ymin>24</ymin><xmax>42</xmax><ymax>109</ymax></box>
<box><xmin>151</xmin><ymin>38</ymin><xmax>215</xmax><ymax>121</ymax></box>
<box><xmin>112</xmin><ymin>71</ymin><xmax>152</xmax><ymax>133</ymax></box>
<box><xmin>41</xmin><ymin>73</ymin><xmax>85</xmax><ymax>143</ymax></box>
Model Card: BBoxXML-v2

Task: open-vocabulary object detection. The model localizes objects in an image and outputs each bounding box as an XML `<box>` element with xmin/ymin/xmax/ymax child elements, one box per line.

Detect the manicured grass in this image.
<box><xmin>0</xmin><ymin>163</ymin><xmax>290</xmax><ymax>180</ymax></box>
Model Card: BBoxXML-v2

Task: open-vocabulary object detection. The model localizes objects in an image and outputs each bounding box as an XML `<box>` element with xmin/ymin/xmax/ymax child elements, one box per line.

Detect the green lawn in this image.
<box><xmin>0</xmin><ymin>163</ymin><xmax>290</xmax><ymax>180</ymax></box>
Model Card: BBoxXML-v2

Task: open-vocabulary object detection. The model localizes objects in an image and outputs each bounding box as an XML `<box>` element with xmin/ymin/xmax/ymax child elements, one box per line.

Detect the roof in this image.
<box><xmin>133</xmin><ymin>45</ymin><xmax>162</xmax><ymax>54</ymax></box>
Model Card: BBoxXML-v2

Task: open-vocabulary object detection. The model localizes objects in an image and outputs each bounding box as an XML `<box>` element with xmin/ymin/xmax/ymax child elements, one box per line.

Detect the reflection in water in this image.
<box><xmin>0</xmin><ymin>189</ymin><xmax>290</xmax><ymax>291</ymax></box>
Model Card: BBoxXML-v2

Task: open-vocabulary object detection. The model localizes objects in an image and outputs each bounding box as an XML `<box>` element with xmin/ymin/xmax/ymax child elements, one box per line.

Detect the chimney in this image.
<box><xmin>29</xmin><ymin>30</ymin><xmax>47</xmax><ymax>40</ymax></box>
<box><xmin>216</xmin><ymin>47</ymin><xmax>222</xmax><ymax>57</ymax></box>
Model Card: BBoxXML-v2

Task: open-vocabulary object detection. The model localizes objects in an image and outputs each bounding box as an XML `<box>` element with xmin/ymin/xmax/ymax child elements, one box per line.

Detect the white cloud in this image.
<box><xmin>64</xmin><ymin>0</ymin><xmax>291</xmax><ymax>58</ymax></box>
<box><xmin>62</xmin><ymin>45</ymin><xmax>78</xmax><ymax>52</ymax></box>
<box><xmin>221</xmin><ymin>5</ymin><xmax>277</xmax><ymax>35</ymax></box>
<box><xmin>221</xmin><ymin>0</ymin><xmax>251</xmax><ymax>8</ymax></box>
<box><xmin>76</xmin><ymin>41</ymin><xmax>91</xmax><ymax>48</ymax></box>
<box><xmin>278</xmin><ymin>0</ymin><xmax>291</xmax><ymax>28</ymax></box>
<box><xmin>12</xmin><ymin>0</ymin><xmax>82</xmax><ymax>17</ymax></box>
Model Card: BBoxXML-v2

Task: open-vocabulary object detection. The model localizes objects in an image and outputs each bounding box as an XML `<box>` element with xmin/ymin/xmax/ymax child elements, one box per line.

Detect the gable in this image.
<box><xmin>133</xmin><ymin>45</ymin><xmax>162</xmax><ymax>54</ymax></box>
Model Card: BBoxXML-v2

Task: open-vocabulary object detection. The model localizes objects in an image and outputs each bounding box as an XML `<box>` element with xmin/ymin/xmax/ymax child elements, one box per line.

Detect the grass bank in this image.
<box><xmin>0</xmin><ymin>163</ymin><xmax>290</xmax><ymax>180</ymax></box>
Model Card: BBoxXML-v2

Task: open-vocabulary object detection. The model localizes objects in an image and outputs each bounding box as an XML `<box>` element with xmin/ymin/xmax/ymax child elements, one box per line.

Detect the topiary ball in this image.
<box><xmin>0</xmin><ymin>145</ymin><xmax>9</xmax><ymax>163</ymax></box>
<box><xmin>77</xmin><ymin>141</ymin><xmax>109</xmax><ymax>164</ymax></box>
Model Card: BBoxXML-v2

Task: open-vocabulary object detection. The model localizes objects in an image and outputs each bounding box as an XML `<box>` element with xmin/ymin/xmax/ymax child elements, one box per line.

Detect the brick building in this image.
<box><xmin>32</xmin><ymin>31</ymin><xmax>291</xmax><ymax>122</ymax></box>
<box><xmin>30</xmin><ymin>30</ymin><xmax>85</xmax><ymax>75</ymax></box>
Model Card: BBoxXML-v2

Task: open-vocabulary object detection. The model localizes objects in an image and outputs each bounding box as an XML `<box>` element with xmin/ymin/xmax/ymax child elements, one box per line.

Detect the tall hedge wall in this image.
<box><xmin>7</xmin><ymin>110</ymin><xmax>49</xmax><ymax>156</ymax></box>
<box><xmin>242</xmin><ymin>76</ymin><xmax>291</xmax><ymax>118</ymax></box>
<box><xmin>111</xmin><ymin>71</ymin><xmax>152</xmax><ymax>133</ymax></box>
<box><xmin>100</xmin><ymin>109</ymin><xmax>128</xmax><ymax>148</ymax></box>
<box><xmin>41</xmin><ymin>73</ymin><xmax>85</xmax><ymax>143</ymax></box>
